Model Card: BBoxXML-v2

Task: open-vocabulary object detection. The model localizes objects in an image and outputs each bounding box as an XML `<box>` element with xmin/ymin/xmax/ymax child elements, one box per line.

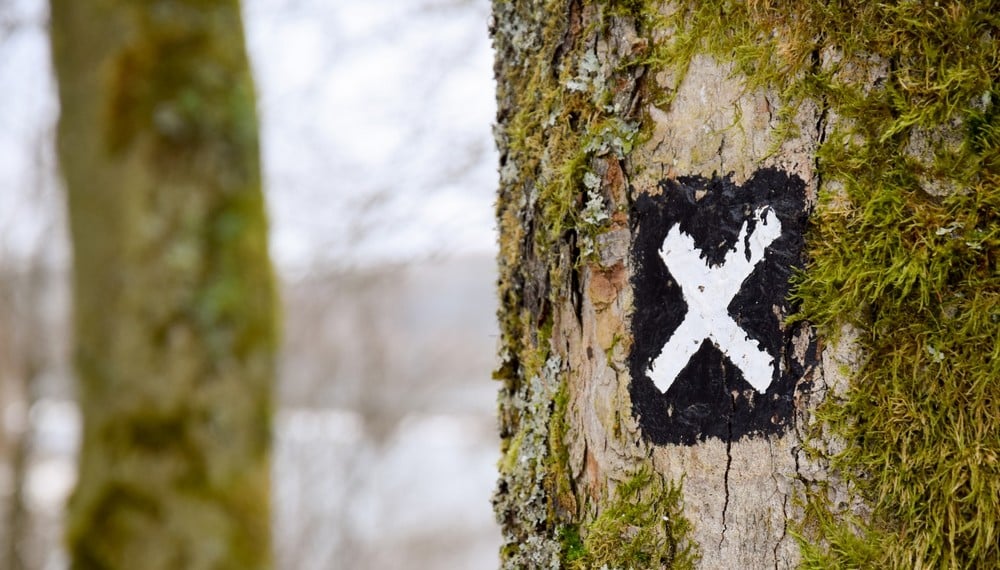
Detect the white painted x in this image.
<box><xmin>648</xmin><ymin>207</ymin><xmax>782</xmax><ymax>394</ymax></box>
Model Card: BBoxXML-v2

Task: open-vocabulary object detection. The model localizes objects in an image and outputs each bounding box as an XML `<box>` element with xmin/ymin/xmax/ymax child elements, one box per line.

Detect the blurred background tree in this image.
<box><xmin>0</xmin><ymin>0</ymin><xmax>500</xmax><ymax>568</ymax></box>
<box><xmin>49</xmin><ymin>1</ymin><xmax>277</xmax><ymax>568</ymax></box>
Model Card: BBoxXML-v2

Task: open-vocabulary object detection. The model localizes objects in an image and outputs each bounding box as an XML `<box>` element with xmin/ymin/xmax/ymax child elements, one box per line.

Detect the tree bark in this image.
<box><xmin>49</xmin><ymin>2</ymin><xmax>277</xmax><ymax>568</ymax></box>
<box><xmin>492</xmin><ymin>1</ymin><xmax>998</xmax><ymax>569</ymax></box>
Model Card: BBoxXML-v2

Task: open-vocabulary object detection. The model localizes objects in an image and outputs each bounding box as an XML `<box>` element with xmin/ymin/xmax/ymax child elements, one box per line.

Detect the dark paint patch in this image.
<box><xmin>629</xmin><ymin>168</ymin><xmax>817</xmax><ymax>445</ymax></box>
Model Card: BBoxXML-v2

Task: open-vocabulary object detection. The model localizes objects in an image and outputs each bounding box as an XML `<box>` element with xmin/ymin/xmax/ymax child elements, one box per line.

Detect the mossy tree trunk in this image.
<box><xmin>50</xmin><ymin>1</ymin><xmax>277</xmax><ymax>568</ymax></box>
<box><xmin>492</xmin><ymin>1</ymin><xmax>998</xmax><ymax>569</ymax></box>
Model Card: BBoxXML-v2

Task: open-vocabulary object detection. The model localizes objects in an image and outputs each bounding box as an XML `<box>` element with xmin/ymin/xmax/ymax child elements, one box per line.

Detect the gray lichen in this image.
<box><xmin>494</xmin><ymin>356</ymin><xmax>565</xmax><ymax>570</ymax></box>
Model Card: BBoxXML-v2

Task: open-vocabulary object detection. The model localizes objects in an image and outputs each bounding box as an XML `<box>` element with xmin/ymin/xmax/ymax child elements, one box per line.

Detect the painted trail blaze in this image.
<box><xmin>629</xmin><ymin>168</ymin><xmax>817</xmax><ymax>445</ymax></box>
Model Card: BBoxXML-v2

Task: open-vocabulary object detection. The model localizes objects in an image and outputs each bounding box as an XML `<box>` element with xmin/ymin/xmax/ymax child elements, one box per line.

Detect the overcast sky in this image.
<box><xmin>0</xmin><ymin>0</ymin><xmax>499</xmax><ymax>271</ymax></box>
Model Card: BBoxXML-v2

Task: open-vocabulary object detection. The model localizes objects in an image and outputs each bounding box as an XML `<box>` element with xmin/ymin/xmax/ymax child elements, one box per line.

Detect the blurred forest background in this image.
<box><xmin>0</xmin><ymin>0</ymin><xmax>501</xmax><ymax>568</ymax></box>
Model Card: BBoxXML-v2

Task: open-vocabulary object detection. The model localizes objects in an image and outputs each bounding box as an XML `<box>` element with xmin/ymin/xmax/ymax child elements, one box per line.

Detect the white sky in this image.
<box><xmin>0</xmin><ymin>0</ymin><xmax>499</xmax><ymax>270</ymax></box>
<box><xmin>245</xmin><ymin>0</ymin><xmax>498</xmax><ymax>268</ymax></box>
<box><xmin>0</xmin><ymin>0</ymin><xmax>61</xmax><ymax>266</ymax></box>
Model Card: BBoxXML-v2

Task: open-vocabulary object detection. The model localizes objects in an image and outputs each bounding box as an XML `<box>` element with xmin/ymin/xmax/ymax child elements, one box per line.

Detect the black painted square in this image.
<box><xmin>629</xmin><ymin>168</ymin><xmax>817</xmax><ymax>445</ymax></box>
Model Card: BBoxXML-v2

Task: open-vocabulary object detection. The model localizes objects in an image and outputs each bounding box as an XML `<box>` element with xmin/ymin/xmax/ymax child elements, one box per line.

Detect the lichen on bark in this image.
<box><xmin>492</xmin><ymin>0</ymin><xmax>696</xmax><ymax>567</ymax></box>
<box><xmin>497</xmin><ymin>0</ymin><xmax>999</xmax><ymax>568</ymax></box>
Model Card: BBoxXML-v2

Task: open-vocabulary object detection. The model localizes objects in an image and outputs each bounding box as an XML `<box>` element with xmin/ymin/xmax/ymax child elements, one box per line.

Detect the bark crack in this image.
<box><xmin>720</xmin><ymin>436</ymin><xmax>732</xmax><ymax>549</ymax></box>
<box><xmin>810</xmin><ymin>45</ymin><xmax>829</xmax><ymax>196</ymax></box>
<box><xmin>717</xmin><ymin>134</ymin><xmax>727</xmax><ymax>173</ymax></box>
<box><xmin>769</xmin><ymin>439</ymin><xmax>788</xmax><ymax>570</ymax></box>
<box><xmin>720</xmin><ymin>375</ymin><xmax>735</xmax><ymax>549</ymax></box>
<box><xmin>551</xmin><ymin>0</ymin><xmax>582</xmax><ymax>77</ymax></box>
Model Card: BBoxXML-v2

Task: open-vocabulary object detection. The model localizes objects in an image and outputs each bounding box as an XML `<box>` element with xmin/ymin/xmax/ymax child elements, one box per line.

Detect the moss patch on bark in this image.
<box><xmin>637</xmin><ymin>0</ymin><xmax>999</xmax><ymax>566</ymax></box>
<box><xmin>498</xmin><ymin>0</ymin><xmax>999</xmax><ymax>566</ymax></box>
<box><xmin>50</xmin><ymin>1</ymin><xmax>276</xmax><ymax>568</ymax></box>
<box><xmin>492</xmin><ymin>0</ymin><xmax>696</xmax><ymax>566</ymax></box>
<box><xmin>562</xmin><ymin>469</ymin><xmax>698</xmax><ymax>570</ymax></box>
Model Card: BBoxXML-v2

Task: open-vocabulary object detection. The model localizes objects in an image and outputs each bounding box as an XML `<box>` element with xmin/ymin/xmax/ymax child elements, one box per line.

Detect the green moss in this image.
<box><xmin>559</xmin><ymin>524</ymin><xmax>587</xmax><ymax>563</ymax></box>
<box><xmin>494</xmin><ymin>0</ymin><xmax>644</xmax><ymax>289</ymax></box>
<box><xmin>107</xmin><ymin>0</ymin><xmax>260</xmax><ymax>181</ymax></box>
<box><xmin>493</xmin><ymin>2</ymin><xmax>656</xmax><ymax>564</ymax></box>
<box><xmin>51</xmin><ymin>1</ymin><xmax>276</xmax><ymax>568</ymax></box>
<box><xmin>628</xmin><ymin>0</ymin><xmax>1000</xmax><ymax>567</ymax></box>
<box><xmin>495</xmin><ymin>0</ymin><xmax>998</xmax><ymax>565</ymax></box>
<box><xmin>546</xmin><ymin>379</ymin><xmax>577</xmax><ymax>519</ymax></box>
<box><xmin>567</xmin><ymin>469</ymin><xmax>698</xmax><ymax>570</ymax></box>
<box><xmin>493</xmin><ymin>353</ymin><xmax>566</xmax><ymax>569</ymax></box>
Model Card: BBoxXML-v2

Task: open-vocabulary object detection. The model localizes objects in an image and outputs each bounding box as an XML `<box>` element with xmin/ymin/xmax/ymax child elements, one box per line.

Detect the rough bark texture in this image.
<box><xmin>626</xmin><ymin>54</ymin><xmax>828</xmax><ymax>568</ymax></box>
<box><xmin>50</xmin><ymin>2</ymin><xmax>277</xmax><ymax>568</ymax></box>
<box><xmin>491</xmin><ymin>3</ymin><xmax>828</xmax><ymax>567</ymax></box>
<box><xmin>493</xmin><ymin>1</ymin><xmax>998</xmax><ymax>569</ymax></box>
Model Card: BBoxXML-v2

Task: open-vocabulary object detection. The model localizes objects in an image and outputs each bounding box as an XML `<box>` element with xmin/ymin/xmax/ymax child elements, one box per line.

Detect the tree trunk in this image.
<box><xmin>1</xmin><ymin>263</ymin><xmax>44</xmax><ymax>570</ymax></box>
<box><xmin>49</xmin><ymin>2</ymin><xmax>277</xmax><ymax>568</ymax></box>
<box><xmin>3</xmin><ymin>262</ymin><xmax>46</xmax><ymax>570</ymax></box>
<box><xmin>492</xmin><ymin>1</ymin><xmax>999</xmax><ymax>569</ymax></box>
